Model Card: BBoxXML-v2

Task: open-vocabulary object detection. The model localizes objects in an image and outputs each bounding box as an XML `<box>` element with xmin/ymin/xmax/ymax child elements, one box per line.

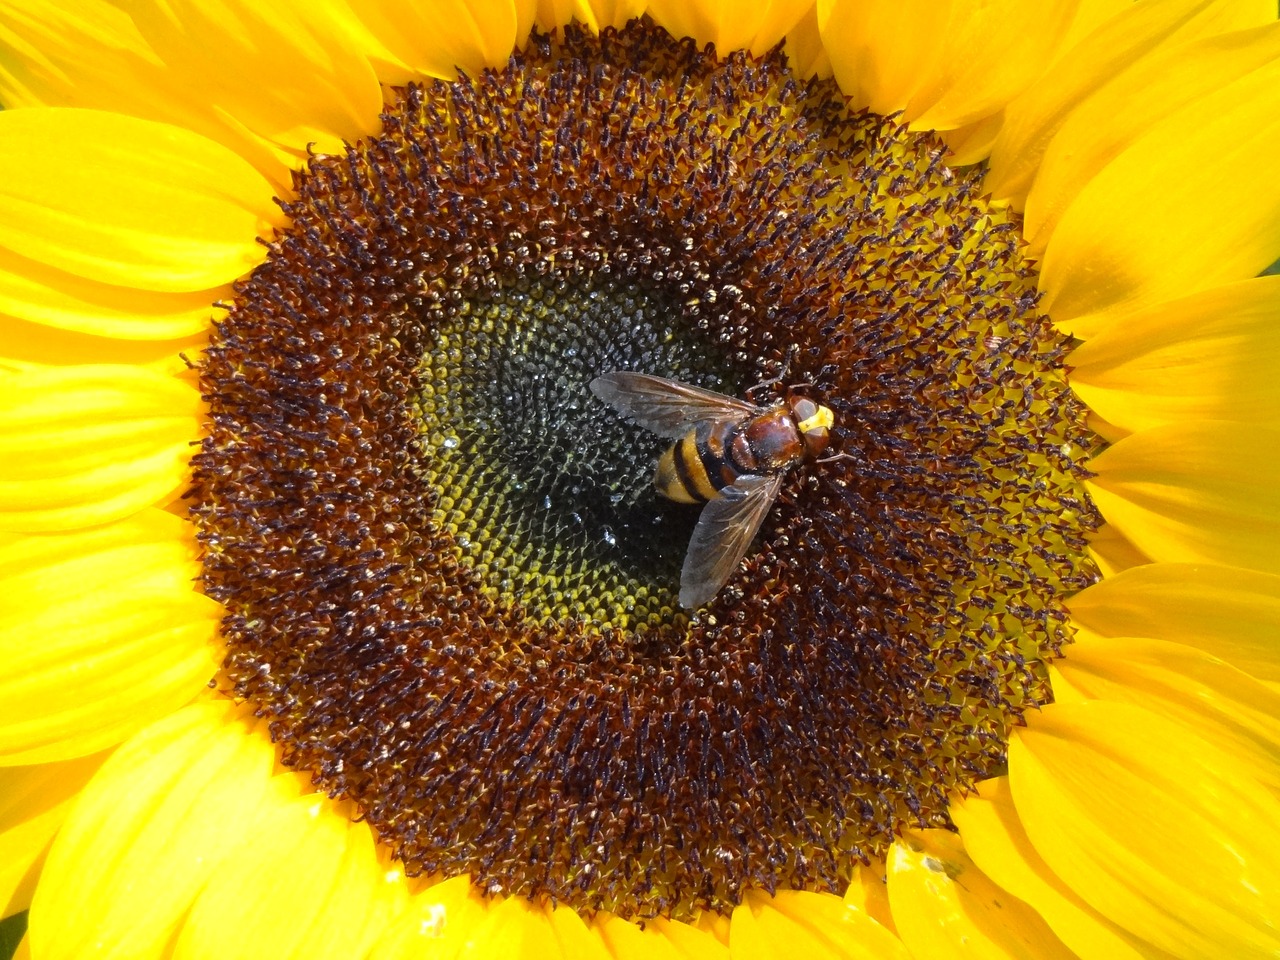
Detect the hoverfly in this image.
<box><xmin>589</xmin><ymin>371</ymin><xmax>839</xmax><ymax>609</ymax></box>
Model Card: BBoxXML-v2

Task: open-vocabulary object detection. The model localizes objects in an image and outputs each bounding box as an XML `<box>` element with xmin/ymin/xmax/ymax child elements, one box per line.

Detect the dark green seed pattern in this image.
<box><xmin>420</xmin><ymin>275</ymin><xmax>737</xmax><ymax>628</ymax></box>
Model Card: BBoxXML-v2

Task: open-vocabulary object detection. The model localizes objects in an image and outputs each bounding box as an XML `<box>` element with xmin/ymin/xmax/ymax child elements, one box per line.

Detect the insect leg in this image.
<box><xmin>814</xmin><ymin>451</ymin><xmax>857</xmax><ymax>465</ymax></box>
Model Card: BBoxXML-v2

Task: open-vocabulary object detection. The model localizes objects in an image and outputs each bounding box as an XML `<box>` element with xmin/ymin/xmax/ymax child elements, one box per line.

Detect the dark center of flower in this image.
<box><xmin>418</xmin><ymin>273</ymin><xmax>736</xmax><ymax>627</ymax></box>
<box><xmin>192</xmin><ymin>20</ymin><xmax>1100</xmax><ymax>920</ymax></box>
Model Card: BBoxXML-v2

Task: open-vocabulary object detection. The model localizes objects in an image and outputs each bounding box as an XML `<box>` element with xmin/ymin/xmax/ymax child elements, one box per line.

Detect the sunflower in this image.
<box><xmin>2</xmin><ymin>0</ymin><xmax>1279</xmax><ymax>957</ymax></box>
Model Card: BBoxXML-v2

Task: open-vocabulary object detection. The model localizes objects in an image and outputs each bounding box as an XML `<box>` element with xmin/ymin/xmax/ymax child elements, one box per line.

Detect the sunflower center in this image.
<box><xmin>192</xmin><ymin>20</ymin><xmax>1099</xmax><ymax>920</ymax></box>
<box><xmin>419</xmin><ymin>273</ymin><xmax>738</xmax><ymax>627</ymax></box>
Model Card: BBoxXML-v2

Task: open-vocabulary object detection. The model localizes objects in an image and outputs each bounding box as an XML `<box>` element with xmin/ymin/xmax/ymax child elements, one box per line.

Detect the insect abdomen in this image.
<box><xmin>655</xmin><ymin>420</ymin><xmax>742</xmax><ymax>504</ymax></box>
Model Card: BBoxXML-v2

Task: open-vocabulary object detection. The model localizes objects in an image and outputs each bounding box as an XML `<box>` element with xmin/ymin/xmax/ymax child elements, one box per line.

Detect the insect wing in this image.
<box><xmin>679</xmin><ymin>472</ymin><xmax>783</xmax><ymax>609</ymax></box>
<box><xmin>590</xmin><ymin>371</ymin><xmax>759</xmax><ymax>439</ymax></box>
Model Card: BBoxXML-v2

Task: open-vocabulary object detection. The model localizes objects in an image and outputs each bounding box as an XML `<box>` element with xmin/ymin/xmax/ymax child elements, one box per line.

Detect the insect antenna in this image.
<box><xmin>745</xmin><ymin>344</ymin><xmax>799</xmax><ymax>403</ymax></box>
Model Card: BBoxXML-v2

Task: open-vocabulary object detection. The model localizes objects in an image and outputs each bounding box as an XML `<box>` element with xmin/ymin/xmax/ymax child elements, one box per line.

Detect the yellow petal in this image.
<box><xmin>1056</xmin><ymin>635</ymin><xmax>1280</xmax><ymax>789</ymax></box>
<box><xmin>903</xmin><ymin>3</ymin><xmax>1081</xmax><ymax>131</ymax></box>
<box><xmin>649</xmin><ymin>915</ymin><xmax>732</xmax><ymax>959</ymax></box>
<box><xmin>686</xmin><ymin>911</ymin><xmax>731</xmax><ymax>947</ymax></box>
<box><xmin>173</xmin><ymin>795</ymin><xmax>393</xmax><ymax>960</ymax></box>
<box><xmin>594</xmin><ymin>911</ymin><xmax>726</xmax><ymax>960</ymax></box>
<box><xmin>1086</xmin><ymin>523</ymin><xmax>1152</xmax><ymax>579</ymax></box>
<box><xmin>886</xmin><ymin>829</ymin><xmax>1075</xmax><ymax>959</ymax></box>
<box><xmin>1011</xmin><ymin>701</ymin><xmax>1280</xmax><ymax>956</ymax></box>
<box><xmin>1028</xmin><ymin>20</ymin><xmax>1280</xmax><ymax>263</ymax></box>
<box><xmin>646</xmin><ymin>0</ymin><xmax>811</xmax><ymax>57</ymax></box>
<box><xmin>0</xmin><ymin>0</ymin><xmax>152</xmax><ymax>110</ymax></box>
<box><xmin>0</xmin><ymin>509</ymin><xmax>221</xmax><ymax>764</ymax></box>
<box><xmin>543</xmin><ymin>900</ymin><xmax>615</xmax><ymax>959</ymax></box>
<box><xmin>0</xmin><ymin>108</ymin><xmax>277</xmax><ymax>293</ymax></box>
<box><xmin>820</xmin><ymin>0</ymin><xmax>1099</xmax><ymax>129</ymax></box>
<box><xmin>1068</xmin><ymin>561</ymin><xmax>1280</xmax><ymax>684</ymax></box>
<box><xmin>535</xmin><ymin>0</ymin><xmax>648</xmax><ymax>34</ymax></box>
<box><xmin>0</xmin><ymin>0</ymin><xmax>299</xmax><ymax>189</ymax></box>
<box><xmin>782</xmin><ymin>4</ymin><xmax>832</xmax><ymax>81</ymax></box>
<box><xmin>0</xmin><ymin>365</ymin><xmax>202</xmax><ymax>532</ymax></box>
<box><xmin>950</xmin><ymin>776</ymin><xmax>1170</xmax><ymax>960</ymax></box>
<box><xmin>0</xmin><ymin>241</ymin><xmax>221</xmax><ymax>340</ymax></box>
<box><xmin>841</xmin><ymin>861</ymin><xmax>895</xmax><ymax>935</ymax></box>
<box><xmin>939</xmin><ymin>111</ymin><xmax>1006</xmax><ymax>167</ymax></box>
<box><xmin>1086</xmin><ymin>410</ymin><xmax>1132</xmax><ymax>447</ymax></box>
<box><xmin>368</xmin><ymin>874</ymin><xmax>489</xmax><ymax>960</ymax></box>
<box><xmin>1036</xmin><ymin>53</ymin><xmax>1280</xmax><ymax>333</ymax></box>
<box><xmin>1059</xmin><ymin>0</ymin><xmax>1142</xmax><ymax>49</ymax></box>
<box><xmin>729</xmin><ymin>889</ymin><xmax>909</xmax><ymax>960</ymax></box>
<box><xmin>1085</xmin><ymin>422</ymin><xmax>1280</xmax><ymax>575</ymax></box>
<box><xmin>986</xmin><ymin>0</ymin><xmax>1275</xmax><ymax>206</ymax></box>
<box><xmin>1069</xmin><ymin>275</ymin><xmax>1280</xmax><ymax>434</ymax></box>
<box><xmin>118</xmin><ymin>0</ymin><xmax>382</xmax><ymax>155</ymax></box>
<box><xmin>438</xmin><ymin>893</ymin><xmax>612</xmax><ymax>960</ymax></box>
<box><xmin>28</xmin><ymin>701</ymin><xmax>291</xmax><ymax>960</ymax></box>
<box><xmin>1043</xmin><ymin>662</ymin><xmax>1090</xmax><ymax>708</ymax></box>
<box><xmin>0</xmin><ymin>315</ymin><xmax>203</xmax><ymax>376</ymax></box>
<box><xmin>373</xmin><ymin>875</ymin><xmax>620</xmax><ymax>960</ymax></box>
<box><xmin>338</xmin><ymin>0</ymin><xmax>537</xmax><ymax>86</ymax></box>
<box><xmin>817</xmin><ymin>0</ymin><xmax>950</xmax><ymax>115</ymax></box>
<box><xmin>0</xmin><ymin>753</ymin><xmax>104</xmax><ymax>915</ymax></box>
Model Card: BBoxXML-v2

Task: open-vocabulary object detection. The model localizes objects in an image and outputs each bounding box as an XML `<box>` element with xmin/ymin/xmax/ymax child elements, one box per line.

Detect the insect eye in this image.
<box><xmin>791</xmin><ymin>397</ymin><xmax>818</xmax><ymax>422</ymax></box>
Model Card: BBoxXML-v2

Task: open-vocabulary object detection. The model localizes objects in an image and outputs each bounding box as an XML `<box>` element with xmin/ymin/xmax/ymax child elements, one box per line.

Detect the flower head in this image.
<box><xmin>1</xmin><ymin>1</ymin><xmax>1279</xmax><ymax>958</ymax></box>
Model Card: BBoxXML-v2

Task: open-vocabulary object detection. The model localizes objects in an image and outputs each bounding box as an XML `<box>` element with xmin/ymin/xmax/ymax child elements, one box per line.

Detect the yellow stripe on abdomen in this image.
<box><xmin>655</xmin><ymin>446</ymin><xmax>701</xmax><ymax>503</ymax></box>
<box><xmin>677</xmin><ymin>434</ymin><xmax>720</xmax><ymax>501</ymax></box>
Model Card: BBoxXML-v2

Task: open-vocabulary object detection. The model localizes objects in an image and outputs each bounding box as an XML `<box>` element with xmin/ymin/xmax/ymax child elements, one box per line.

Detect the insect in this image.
<box><xmin>589</xmin><ymin>370</ymin><xmax>840</xmax><ymax>609</ymax></box>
